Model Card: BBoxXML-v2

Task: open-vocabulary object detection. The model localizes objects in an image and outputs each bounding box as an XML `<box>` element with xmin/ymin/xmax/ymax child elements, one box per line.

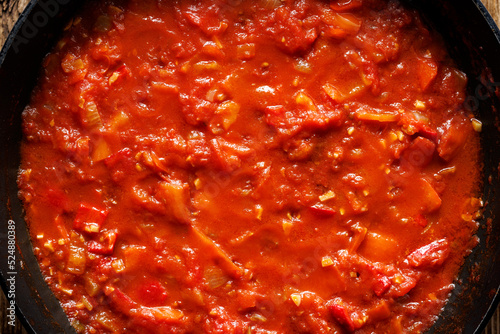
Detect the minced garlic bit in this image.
<box><xmin>84</xmin><ymin>224</ymin><xmax>100</xmax><ymax>233</ymax></box>
<box><xmin>81</xmin><ymin>295</ymin><xmax>93</xmax><ymax>311</ymax></box>
<box><xmin>471</xmin><ymin>118</ymin><xmax>482</xmax><ymax>132</ymax></box>
<box><xmin>393</xmin><ymin>275</ymin><xmax>404</xmax><ymax>284</ymax></box>
<box><xmin>414</xmin><ymin>100</ymin><xmax>426</xmax><ymax>110</ymax></box>
<box><xmin>112</xmin><ymin>259</ymin><xmax>125</xmax><ymax>273</ymax></box>
<box><xmin>319</xmin><ymin>190</ymin><xmax>335</xmax><ymax>202</ymax></box>
<box><xmin>355</xmin><ymin>316</ymin><xmax>369</xmax><ymax>327</ymax></box>
<box><xmin>396</xmin><ymin>130</ymin><xmax>405</xmax><ymax>141</ymax></box>
<box><xmin>347</xmin><ymin>127</ymin><xmax>355</xmax><ymax>135</ymax></box>
<box><xmin>461</xmin><ymin>213</ymin><xmax>473</xmax><ymax>222</ymax></box>
<box><xmin>60</xmin><ymin>287</ymin><xmax>73</xmax><ymax>296</ymax></box>
<box><xmin>44</xmin><ymin>241</ymin><xmax>55</xmax><ymax>253</ymax></box>
<box><xmin>379</xmin><ymin>138</ymin><xmax>387</xmax><ymax>149</ymax></box>
<box><xmin>321</xmin><ymin>256</ymin><xmax>334</xmax><ymax>267</ymax></box>
<box><xmin>282</xmin><ymin>220</ymin><xmax>293</xmax><ymax>236</ymax></box>
<box><xmin>255</xmin><ymin>205</ymin><xmax>263</xmax><ymax>220</ymax></box>
<box><xmin>388</xmin><ymin>131</ymin><xmax>398</xmax><ymax>142</ymax></box>
<box><xmin>290</xmin><ymin>293</ymin><xmax>301</xmax><ymax>307</ymax></box>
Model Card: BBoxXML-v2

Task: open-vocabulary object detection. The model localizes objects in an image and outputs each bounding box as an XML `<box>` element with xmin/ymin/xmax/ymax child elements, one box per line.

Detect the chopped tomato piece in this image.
<box><xmin>366</xmin><ymin>300</ymin><xmax>391</xmax><ymax>322</ymax></box>
<box><xmin>104</xmin><ymin>147</ymin><xmax>135</xmax><ymax>182</ymax></box>
<box><xmin>73</xmin><ymin>203</ymin><xmax>109</xmax><ymax>234</ymax></box>
<box><xmin>349</xmin><ymin>223</ymin><xmax>367</xmax><ymax>253</ymax></box>
<box><xmin>235</xmin><ymin>290</ymin><xmax>258</xmax><ymax>310</ymax></box>
<box><xmin>106</xmin><ymin>286</ymin><xmax>138</xmax><ymax>315</ymax></box>
<box><xmin>413</xmin><ymin>214</ymin><xmax>428</xmax><ymax>227</ymax></box>
<box><xmin>417</xmin><ymin>58</ymin><xmax>438</xmax><ymax>91</ymax></box>
<box><xmin>387</xmin><ymin>272</ymin><xmax>419</xmax><ymax>297</ymax></box>
<box><xmin>87</xmin><ymin>230</ymin><xmax>117</xmax><ymax>255</ymax></box>
<box><xmin>418</xmin><ymin>124</ymin><xmax>438</xmax><ymax>141</ymax></box>
<box><xmin>419</xmin><ymin>179</ymin><xmax>442</xmax><ymax>213</ymax></box>
<box><xmin>407</xmin><ymin>238</ymin><xmax>450</xmax><ymax>269</ymax></box>
<box><xmin>358</xmin><ymin>232</ymin><xmax>399</xmax><ymax>263</ymax></box>
<box><xmin>273</xmin><ymin>6</ymin><xmax>319</xmax><ymax>54</ymax></box>
<box><xmin>45</xmin><ymin>188</ymin><xmax>70</xmax><ymax>212</ymax></box>
<box><xmin>401</xmin><ymin>136</ymin><xmax>436</xmax><ymax>168</ymax></box>
<box><xmin>182</xmin><ymin>2</ymin><xmax>227</xmax><ymax>36</ymax></box>
<box><xmin>136</xmin><ymin>278</ymin><xmax>169</xmax><ymax>306</ymax></box>
<box><xmin>327</xmin><ymin>298</ymin><xmax>362</xmax><ymax>332</ymax></box>
<box><xmin>437</xmin><ymin>118</ymin><xmax>469</xmax><ymax>161</ymax></box>
<box><xmin>108</xmin><ymin>64</ymin><xmax>130</xmax><ymax>85</ymax></box>
<box><xmin>157</xmin><ymin>181</ymin><xmax>191</xmax><ymax>224</ymax></box>
<box><xmin>372</xmin><ymin>275</ymin><xmax>392</xmax><ymax>297</ymax></box>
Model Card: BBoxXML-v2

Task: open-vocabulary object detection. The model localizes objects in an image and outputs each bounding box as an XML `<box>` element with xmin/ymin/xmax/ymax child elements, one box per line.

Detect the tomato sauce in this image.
<box><xmin>18</xmin><ymin>0</ymin><xmax>483</xmax><ymax>333</ymax></box>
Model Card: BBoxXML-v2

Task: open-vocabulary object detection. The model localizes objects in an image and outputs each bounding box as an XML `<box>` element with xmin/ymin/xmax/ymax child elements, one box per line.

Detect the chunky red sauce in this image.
<box><xmin>19</xmin><ymin>0</ymin><xmax>483</xmax><ymax>333</ymax></box>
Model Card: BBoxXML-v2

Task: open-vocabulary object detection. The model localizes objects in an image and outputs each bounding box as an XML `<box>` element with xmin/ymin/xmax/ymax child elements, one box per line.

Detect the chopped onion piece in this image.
<box><xmin>355</xmin><ymin>111</ymin><xmax>399</xmax><ymax>123</ymax></box>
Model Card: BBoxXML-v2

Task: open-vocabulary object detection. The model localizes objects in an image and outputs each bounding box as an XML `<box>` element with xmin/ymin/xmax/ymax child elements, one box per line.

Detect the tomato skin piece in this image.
<box><xmin>407</xmin><ymin>239</ymin><xmax>450</xmax><ymax>269</ymax></box>
<box><xmin>309</xmin><ymin>203</ymin><xmax>337</xmax><ymax>217</ymax></box>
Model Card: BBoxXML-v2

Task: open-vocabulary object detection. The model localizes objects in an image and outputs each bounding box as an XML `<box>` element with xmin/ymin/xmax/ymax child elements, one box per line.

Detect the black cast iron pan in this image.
<box><xmin>1</xmin><ymin>0</ymin><xmax>499</xmax><ymax>333</ymax></box>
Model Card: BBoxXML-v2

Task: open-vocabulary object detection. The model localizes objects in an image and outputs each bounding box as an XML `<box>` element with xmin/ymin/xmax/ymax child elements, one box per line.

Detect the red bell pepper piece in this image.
<box><xmin>309</xmin><ymin>203</ymin><xmax>337</xmax><ymax>217</ymax></box>
<box><xmin>88</xmin><ymin>230</ymin><xmax>117</xmax><ymax>255</ymax></box>
<box><xmin>327</xmin><ymin>298</ymin><xmax>364</xmax><ymax>332</ymax></box>
<box><xmin>372</xmin><ymin>275</ymin><xmax>392</xmax><ymax>297</ymax></box>
<box><xmin>74</xmin><ymin>203</ymin><xmax>109</xmax><ymax>234</ymax></box>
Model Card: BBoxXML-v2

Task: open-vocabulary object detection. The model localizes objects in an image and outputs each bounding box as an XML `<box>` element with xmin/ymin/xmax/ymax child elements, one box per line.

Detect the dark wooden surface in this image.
<box><xmin>1</xmin><ymin>0</ymin><xmax>499</xmax><ymax>333</ymax></box>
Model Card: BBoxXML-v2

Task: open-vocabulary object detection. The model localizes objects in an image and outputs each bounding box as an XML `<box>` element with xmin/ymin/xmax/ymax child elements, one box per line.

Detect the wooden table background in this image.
<box><xmin>1</xmin><ymin>0</ymin><xmax>499</xmax><ymax>333</ymax></box>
